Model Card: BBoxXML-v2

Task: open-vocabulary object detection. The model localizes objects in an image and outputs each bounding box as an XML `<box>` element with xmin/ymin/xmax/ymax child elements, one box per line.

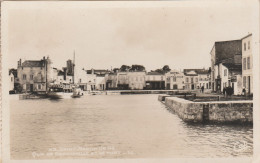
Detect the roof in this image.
<box><xmin>214</xmin><ymin>40</ymin><xmax>242</xmax><ymax>64</ymax></box>
<box><xmin>86</xmin><ymin>69</ymin><xmax>111</xmax><ymax>74</ymax></box>
<box><xmin>22</xmin><ymin>60</ymin><xmax>45</xmax><ymax>67</ymax></box>
<box><xmin>241</xmin><ymin>33</ymin><xmax>252</xmax><ymax>40</ymax></box>
<box><xmin>222</xmin><ymin>63</ymin><xmax>242</xmax><ymax>72</ymax></box>
<box><xmin>9</xmin><ymin>69</ymin><xmax>17</xmax><ymax>77</ymax></box>
<box><xmin>147</xmin><ymin>71</ymin><xmax>164</xmax><ymax>75</ymax></box>
<box><xmin>183</xmin><ymin>69</ymin><xmax>209</xmax><ymax>75</ymax></box>
<box><xmin>58</xmin><ymin>70</ymin><xmax>64</xmax><ymax>76</ymax></box>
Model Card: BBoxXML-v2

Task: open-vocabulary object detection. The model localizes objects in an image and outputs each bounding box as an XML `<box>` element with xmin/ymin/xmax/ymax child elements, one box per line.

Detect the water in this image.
<box><xmin>10</xmin><ymin>94</ymin><xmax>253</xmax><ymax>159</ymax></box>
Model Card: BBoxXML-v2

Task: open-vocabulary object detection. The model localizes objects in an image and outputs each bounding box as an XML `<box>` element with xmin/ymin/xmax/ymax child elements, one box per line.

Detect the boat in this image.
<box><xmin>72</xmin><ymin>87</ymin><xmax>84</xmax><ymax>98</ymax></box>
<box><xmin>47</xmin><ymin>84</ymin><xmax>73</xmax><ymax>99</ymax></box>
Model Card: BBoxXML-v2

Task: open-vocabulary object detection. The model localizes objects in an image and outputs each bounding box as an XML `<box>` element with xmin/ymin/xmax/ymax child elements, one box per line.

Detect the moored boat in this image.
<box><xmin>47</xmin><ymin>84</ymin><xmax>73</xmax><ymax>99</ymax></box>
<box><xmin>72</xmin><ymin>87</ymin><xmax>84</xmax><ymax>98</ymax></box>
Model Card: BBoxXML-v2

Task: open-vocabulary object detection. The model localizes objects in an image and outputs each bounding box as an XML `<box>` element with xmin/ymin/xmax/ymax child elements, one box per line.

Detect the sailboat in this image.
<box><xmin>47</xmin><ymin>51</ymin><xmax>83</xmax><ymax>99</ymax></box>
<box><xmin>71</xmin><ymin>51</ymin><xmax>84</xmax><ymax>98</ymax></box>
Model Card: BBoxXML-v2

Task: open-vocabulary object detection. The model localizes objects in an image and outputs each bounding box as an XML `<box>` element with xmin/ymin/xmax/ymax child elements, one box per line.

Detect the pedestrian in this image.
<box><xmin>227</xmin><ymin>86</ymin><xmax>233</xmax><ymax>98</ymax></box>
<box><xmin>201</xmin><ymin>86</ymin><xmax>204</xmax><ymax>93</ymax></box>
<box><xmin>223</xmin><ymin>87</ymin><xmax>226</xmax><ymax>97</ymax></box>
<box><xmin>242</xmin><ymin>87</ymin><xmax>246</xmax><ymax>96</ymax></box>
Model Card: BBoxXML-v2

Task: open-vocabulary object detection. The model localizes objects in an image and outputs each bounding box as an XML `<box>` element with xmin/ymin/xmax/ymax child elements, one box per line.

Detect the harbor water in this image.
<box><xmin>10</xmin><ymin>94</ymin><xmax>253</xmax><ymax>159</ymax></box>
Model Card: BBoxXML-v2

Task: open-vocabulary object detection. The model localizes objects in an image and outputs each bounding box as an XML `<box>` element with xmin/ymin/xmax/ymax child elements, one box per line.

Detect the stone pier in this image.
<box><xmin>163</xmin><ymin>96</ymin><xmax>253</xmax><ymax>124</ymax></box>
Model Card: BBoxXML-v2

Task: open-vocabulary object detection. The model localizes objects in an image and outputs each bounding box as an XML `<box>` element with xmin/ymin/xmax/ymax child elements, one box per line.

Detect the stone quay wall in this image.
<box><xmin>163</xmin><ymin>96</ymin><xmax>253</xmax><ymax>124</ymax></box>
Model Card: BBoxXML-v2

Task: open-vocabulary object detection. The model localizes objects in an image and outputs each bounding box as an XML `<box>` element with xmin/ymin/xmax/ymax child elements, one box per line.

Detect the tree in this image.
<box><xmin>162</xmin><ymin>65</ymin><xmax>171</xmax><ymax>73</ymax></box>
<box><xmin>130</xmin><ymin>64</ymin><xmax>146</xmax><ymax>72</ymax></box>
<box><xmin>113</xmin><ymin>68</ymin><xmax>119</xmax><ymax>73</ymax></box>
<box><xmin>155</xmin><ymin>69</ymin><xmax>164</xmax><ymax>74</ymax></box>
<box><xmin>120</xmin><ymin>65</ymin><xmax>131</xmax><ymax>72</ymax></box>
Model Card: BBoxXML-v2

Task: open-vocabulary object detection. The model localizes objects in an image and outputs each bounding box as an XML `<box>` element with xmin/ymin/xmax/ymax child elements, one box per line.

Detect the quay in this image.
<box><xmin>158</xmin><ymin>94</ymin><xmax>253</xmax><ymax>124</ymax></box>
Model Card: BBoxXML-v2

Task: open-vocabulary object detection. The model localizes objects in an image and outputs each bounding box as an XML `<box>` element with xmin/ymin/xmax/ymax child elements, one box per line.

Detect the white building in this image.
<box><xmin>9</xmin><ymin>70</ymin><xmax>14</xmax><ymax>91</ymax></box>
<box><xmin>242</xmin><ymin>34</ymin><xmax>253</xmax><ymax>95</ymax></box>
<box><xmin>145</xmin><ymin>71</ymin><xmax>165</xmax><ymax>90</ymax></box>
<box><xmin>165</xmin><ymin>70</ymin><xmax>184</xmax><ymax>90</ymax></box>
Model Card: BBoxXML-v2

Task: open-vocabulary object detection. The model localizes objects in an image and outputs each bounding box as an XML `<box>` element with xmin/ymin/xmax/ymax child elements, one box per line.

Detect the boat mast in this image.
<box><xmin>73</xmin><ymin>50</ymin><xmax>75</xmax><ymax>84</ymax></box>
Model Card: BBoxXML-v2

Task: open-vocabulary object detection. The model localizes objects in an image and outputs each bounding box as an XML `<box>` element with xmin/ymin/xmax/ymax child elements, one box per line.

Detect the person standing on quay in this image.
<box><xmin>201</xmin><ymin>85</ymin><xmax>204</xmax><ymax>93</ymax></box>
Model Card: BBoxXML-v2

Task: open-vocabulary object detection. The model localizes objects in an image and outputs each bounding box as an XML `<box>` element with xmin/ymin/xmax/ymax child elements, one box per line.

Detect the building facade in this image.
<box><xmin>242</xmin><ymin>34</ymin><xmax>253</xmax><ymax>95</ymax></box>
<box><xmin>9</xmin><ymin>70</ymin><xmax>14</xmax><ymax>92</ymax></box>
<box><xmin>17</xmin><ymin>57</ymin><xmax>54</xmax><ymax>93</ymax></box>
<box><xmin>183</xmin><ymin>70</ymin><xmax>199</xmax><ymax>90</ymax></box>
<box><xmin>165</xmin><ymin>70</ymin><xmax>184</xmax><ymax>90</ymax></box>
<box><xmin>105</xmin><ymin>73</ymin><xmax>117</xmax><ymax>90</ymax></box>
<box><xmin>210</xmin><ymin>40</ymin><xmax>242</xmax><ymax>93</ymax></box>
<box><xmin>145</xmin><ymin>72</ymin><xmax>165</xmax><ymax>90</ymax></box>
<box><xmin>127</xmin><ymin>71</ymin><xmax>146</xmax><ymax>90</ymax></box>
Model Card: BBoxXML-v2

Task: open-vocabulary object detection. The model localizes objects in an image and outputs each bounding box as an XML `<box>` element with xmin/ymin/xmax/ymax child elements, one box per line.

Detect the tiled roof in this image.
<box><xmin>222</xmin><ymin>63</ymin><xmax>242</xmax><ymax>72</ymax></box>
<box><xmin>214</xmin><ymin>40</ymin><xmax>242</xmax><ymax>64</ymax></box>
<box><xmin>22</xmin><ymin>60</ymin><xmax>45</xmax><ymax>67</ymax></box>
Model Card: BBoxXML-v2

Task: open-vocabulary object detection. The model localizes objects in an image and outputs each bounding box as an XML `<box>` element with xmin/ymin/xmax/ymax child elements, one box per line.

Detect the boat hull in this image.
<box><xmin>47</xmin><ymin>92</ymin><xmax>73</xmax><ymax>99</ymax></box>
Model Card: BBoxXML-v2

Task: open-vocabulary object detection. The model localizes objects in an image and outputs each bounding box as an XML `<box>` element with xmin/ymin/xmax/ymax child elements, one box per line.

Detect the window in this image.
<box><xmin>30</xmin><ymin>75</ymin><xmax>34</xmax><ymax>80</ymax></box>
<box><xmin>195</xmin><ymin>78</ymin><xmax>198</xmax><ymax>82</ymax></box>
<box><xmin>173</xmin><ymin>77</ymin><xmax>176</xmax><ymax>82</ymax></box>
<box><xmin>79</xmin><ymin>79</ymin><xmax>82</xmax><ymax>83</ymax></box>
<box><xmin>224</xmin><ymin>69</ymin><xmax>227</xmax><ymax>76</ymax></box>
<box><xmin>23</xmin><ymin>74</ymin><xmax>26</xmax><ymax>80</ymax></box>
<box><xmin>248</xmin><ymin>41</ymin><xmax>250</xmax><ymax>49</ymax></box>
<box><xmin>243</xmin><ymin>76</ymin><xmax>246</xmax><ymax>88</ymax></box>
<box><xmin>191</xmin><ymin>77</ymin><xmax>194</xmax><ymax>83</ymax></box>
<box><xmin>243</xmin><ymin>58</ymin><xmax>246</xmax><ymax>70</ymax></box>
<box><xmin>38</xmin><ymin>84</ymin><xmax>42</xmax><ymax>90</ymax></box>
<box><xmin>186</xmin><ymin>78</ymin><xmax>189</xmax><ymax>82</ymax></box>
<box><xmin>244</xmin><ymin>43</ymin><xmax>246</xmax><ymax>51</ymax></box>
<box><xmin>247</xmin><ymin>57</ymin><xmax>250</xmax><ymax>69</ymax></box>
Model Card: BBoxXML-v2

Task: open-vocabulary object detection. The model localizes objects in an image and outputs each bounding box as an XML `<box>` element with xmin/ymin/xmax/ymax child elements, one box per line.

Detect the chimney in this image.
<box><xmin>17</xmin><ymin>59</ymin><xmax>22</xmax><ymax>68</ymax></box>
<box><xmin>63</xmin><ymin>68</ymin><xmax>67</xmax><ymax>81</ymax></box>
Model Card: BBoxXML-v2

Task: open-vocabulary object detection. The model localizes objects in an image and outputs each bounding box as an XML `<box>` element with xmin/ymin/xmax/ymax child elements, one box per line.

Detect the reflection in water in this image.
<box><xmin>10</xmin><ymin>94</ymin><xmax>253</xmax><ymax>159</ymax></box>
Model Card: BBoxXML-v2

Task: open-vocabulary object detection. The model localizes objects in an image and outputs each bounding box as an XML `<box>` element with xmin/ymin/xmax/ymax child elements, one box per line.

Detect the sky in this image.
<box><xmin>4</xmin><ymin>1</ymin><xmax>257</xmax><ymax>73</ymax></box>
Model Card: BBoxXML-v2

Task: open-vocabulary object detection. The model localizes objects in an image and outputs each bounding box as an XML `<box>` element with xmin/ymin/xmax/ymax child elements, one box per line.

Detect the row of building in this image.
<box><xmin>9</xmin><ymin>33</ymin><xmax>253</xmax><ymax>95</ymax></box>
<box><xmin>210</xmin><ymin>33</ymin><xmax>253</xmax><ymax>95</ymax></box>
<box><xmin>9</xmin><ymin>57</ymin><xmax>211</xmax><ymax>93</ymax></box>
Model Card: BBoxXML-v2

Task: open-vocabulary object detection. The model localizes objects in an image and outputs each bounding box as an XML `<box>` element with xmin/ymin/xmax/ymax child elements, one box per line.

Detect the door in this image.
<box><xmin>167</xmin><ymin>83</ymin><xmax>170</xmax><ymax>90</ymax></box>
<box><xmin>173</xmin><ymin>84</ymin><xmax>178</xmax><ymax>90</ymax></box>
<box><xmin>30</xmin><ymin>84</ymin><xmax>34</xmax><ymax>92</ymax></box>
<box><xmin>191</xmin><ymin>84</ymin><xmax>194</xmax><ymax>90</ymax></box>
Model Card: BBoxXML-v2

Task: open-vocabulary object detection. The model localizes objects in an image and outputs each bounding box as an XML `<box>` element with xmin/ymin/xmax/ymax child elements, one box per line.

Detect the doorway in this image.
<box><xmin>191</xmin><ymin>84</ymin><xmax>194</xmax><ymax>90</ymax></box>
<box><xmin>30</xmin><ymin>84</ymin><xmax>34</xmax><ymax>92</ymax></box>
